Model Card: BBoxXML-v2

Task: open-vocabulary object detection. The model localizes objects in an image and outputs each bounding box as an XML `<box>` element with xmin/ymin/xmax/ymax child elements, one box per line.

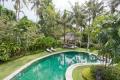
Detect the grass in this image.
<box><xmin>73</xmin><ymin>66</ymin><xmax>94</xmax><ymax>80</ymax></box>
<box><xmin>72</xmin><ymin>66</ymin><xmax>89</xmax><ymax>80</ymax></box>
<box><xmin>0</xmin><ymin>48</ymin><xmax>97</xmax><ymax>79</ymax></box>
<box><xmin>0</xmin><ymin>51</ymin><xmax>48</xmax><ymax>79</ymax></box>
<box><xmin>73</xmin><ymin>66</ymin><xmax>84</xmax><ymax>80</ymax></box>
<box><xmin>81</xmin><ymin>67</ymin><xmax>94</xmax><ymax>80</ymax></box>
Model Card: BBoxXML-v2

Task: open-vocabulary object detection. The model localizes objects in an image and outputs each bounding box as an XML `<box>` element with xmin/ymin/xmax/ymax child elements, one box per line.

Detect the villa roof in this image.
<box><xmin>61</xmin><ymin>32</ymin><xmax>76</xmax><ymax>41</ymax></box>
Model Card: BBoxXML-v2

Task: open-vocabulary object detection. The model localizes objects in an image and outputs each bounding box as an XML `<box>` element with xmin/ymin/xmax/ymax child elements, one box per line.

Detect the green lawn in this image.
<box><xmin>73</xmin><ymin>66</ymin><xmax>84</xmax><ymax>80</ymax></box>
<box><xmin>72</xmin><ymin>66</ymin><xmax>89</xmax><ymax>80</ymax></box>
<box><xmin>73</xmin><ymin>66</ymin><xmax>94</xmax><ymax>80</ymax></box>
<box><xmin>0</xmin><ymin>51</ymin><xmax>48</xmax><ymax>79</ymax></box>
<box><xmin>0</xmin><ymin>48</ymin><xmax>97</xmax><ymax>79</ymax></box>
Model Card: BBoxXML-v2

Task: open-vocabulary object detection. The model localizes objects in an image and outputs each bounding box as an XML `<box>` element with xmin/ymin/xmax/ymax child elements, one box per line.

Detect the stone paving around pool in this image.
<box><xmin>65</xmin><ymin>63</ymin><xmax>103</xmax><ymax>80</ymax></box>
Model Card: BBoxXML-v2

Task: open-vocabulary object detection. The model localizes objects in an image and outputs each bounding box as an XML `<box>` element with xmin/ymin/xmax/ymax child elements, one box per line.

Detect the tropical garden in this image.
<box><xmin>0</xmin><ymin>0</ymin><xmax>120</xmax><ymax>80</ymax></box>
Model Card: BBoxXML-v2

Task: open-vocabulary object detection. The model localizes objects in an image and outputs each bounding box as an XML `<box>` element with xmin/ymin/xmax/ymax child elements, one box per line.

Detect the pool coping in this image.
<box><xmin>65</xmin><ymin>63</ymin><xmax>102</xmax><ymax>80</ymax></box>
<box><xmin>4</xmin><ymin>50</ymin><xmax>97</xmax><ymax>80</ymax></box>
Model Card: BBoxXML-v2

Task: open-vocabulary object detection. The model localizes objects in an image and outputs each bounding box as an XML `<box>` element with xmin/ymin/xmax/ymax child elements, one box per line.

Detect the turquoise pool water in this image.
<box><xmin>12</xmin><ymin>51</ymin><xmax>99</xmax><ymax>80</ymax></box>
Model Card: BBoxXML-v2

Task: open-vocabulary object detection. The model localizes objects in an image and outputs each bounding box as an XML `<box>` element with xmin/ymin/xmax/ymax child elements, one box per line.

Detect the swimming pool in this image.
<box><xmin>10</xmin><ymin>51</ymin><xmax>99</xmax><ymax>80</ymax></box>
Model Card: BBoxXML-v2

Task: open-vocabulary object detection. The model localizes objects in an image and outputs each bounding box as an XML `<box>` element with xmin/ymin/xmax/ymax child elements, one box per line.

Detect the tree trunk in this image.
<box><xmin>87</xmin><ymin>11</ymin><xmax>91</xmax><ymax>51</ymax></box>
<box><xmin>63</xmin><ymin>24</ymin><xmax>66</xmax><ymax>45</ymax></box>
<box><xmin>16</xmin><ymin>3</ymin><xmax>20</xmax><ymax>21</ymax></box>
<box><xmin>87</xmin><ymin>34</ymin><xmax>90</xmax><ymax>51</ymax></box>
<box><xmin>105</xmin><ymin>54</ymin><xmax>108</xmax><ymax>68</ymax></box>
<box><xmin>79</xmin><ymin>26</ymin><xmax>82</xmax><ymax>48</ymax></box>
<box><xmin>102</xmin><ymin>54</ymin><xmax>105</xmax><ymax>64</ymax></box>
<box><xmin>17</xmin><ymin>11</ymin><xmax>20</xmax><ymax>20</ymax></box>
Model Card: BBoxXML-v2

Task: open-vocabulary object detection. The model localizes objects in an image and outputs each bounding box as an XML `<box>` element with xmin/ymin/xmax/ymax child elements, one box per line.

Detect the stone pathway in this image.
<box><xmin>65</xmin><ymin>63</ymin><xmax>102</xmax><ymax>80</ymax></box>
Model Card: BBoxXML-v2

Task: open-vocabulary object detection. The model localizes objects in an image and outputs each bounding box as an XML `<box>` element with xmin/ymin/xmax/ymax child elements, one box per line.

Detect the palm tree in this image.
<box><xmin>12</xmin><ymin>0</ymin><xmax>28</xmax><ymax>20</ymax></box>
<box><xmin>110</xmin><ymin>15</ymin><xmax>120</xmax><ymax>64</ymax></box>
<box><xmin>97</xmin><ymin>14</ymin><xmax>120</xmax><ymax>65</ymax></box>
<box><xmin>83</xmin><ymin>0</ymin><xmax>104</xmax><ymax>50</ymax></box>
<box><xmin>30</xmin><ymin>0</ymin><xmax>52</xmax><ymax>21</ymax></box>
<box><xmin>57</xmin><ymin>10</ymin><xmax>73</xmax><ymax>45</ymax></box>
<box><xmin>109</xmin><ymin>0</ymin><xmax>120</xmax><ymax>13</ymax></box>
<box><xmin>30</xmin><ymin>0</ymin><xmax>41</xmax><ymax>20</ymax></box>
<box><xmin>97</xmin><ymin>29</ymin><xmax>112</xmax><ymax>67</ymax></box>
<box><xmin>71</xmin><ymin>2</ymin><xmax>86</xmax><ymax>47</ymax></box>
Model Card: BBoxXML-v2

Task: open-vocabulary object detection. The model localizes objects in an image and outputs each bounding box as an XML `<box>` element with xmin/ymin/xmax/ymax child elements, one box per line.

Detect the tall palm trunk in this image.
<box><xmin>105</xmin><ymin>54</ymin><xmax>108</xmax><ymax>68</ymax></box>
<box><xmin>16</xmin><ymin>3</ymin><xmax>20</xmax><ymax>20</ymax></box>
<box><xmin>87</xmin><ymin>11</ymin><xmax>91</xmax><ymax>51</ymax></box>
<box><xmin>63</xmin><ymin>24</ymin><xmax>66</xmax><ymax>45</ymax></box>
<box><xmin>87</xmin><ymin>34</ymin><xmax>90</xmax><ymax>51</ymax></box>
<box><xmin>111</xmin><ymin>48</ymin><xmax>116</xmax><ymax>66</ymax></box>
<box><xmin>77</xmin><ymin>22</ymin><xmax>82</xmax><ymax>48</ymax></box>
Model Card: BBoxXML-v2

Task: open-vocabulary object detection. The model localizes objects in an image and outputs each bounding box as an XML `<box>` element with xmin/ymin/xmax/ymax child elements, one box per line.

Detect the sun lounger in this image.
<box><xmin>51</xmin><ymin>47</ymin><xmax>56</xmax><ymax>51</ymax></box>
<box><xmin>46</xmin><ymin>48</ymin><xmax>52</xmax><ymax>53</ymax></box>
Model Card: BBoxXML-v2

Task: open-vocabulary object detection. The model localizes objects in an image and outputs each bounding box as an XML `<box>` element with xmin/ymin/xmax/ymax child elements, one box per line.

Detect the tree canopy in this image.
<box><xmin>0</xmin><ymin>0</ymin><xmax>120</xmax><ymax>66</ymax></box>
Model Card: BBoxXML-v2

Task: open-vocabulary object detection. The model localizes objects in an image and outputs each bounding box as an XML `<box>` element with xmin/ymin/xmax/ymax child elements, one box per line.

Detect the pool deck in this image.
<box><xmin>65</xmin><ymin>63</ymin><xmax>102</xmax><ymax>80</ymax></box>
<box><xmin>4</xmin><ymin>50</ymin><xmax>97</xmax><ymax>80</ymax></box>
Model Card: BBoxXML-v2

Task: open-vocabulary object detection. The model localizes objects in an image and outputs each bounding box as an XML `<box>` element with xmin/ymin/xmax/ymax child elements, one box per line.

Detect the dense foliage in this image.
<box><xmin>91</xmin><ymin>65</ymin><xmax>120</xmax><ymax>80</ymax></box>
<box><xmin>0</xmin><ymin>0</ymin><xmax>120</xmax><ymax>66</ymax></box>
<box><xmin>30</xmin><ymin>37</ymin><xmax>61</xmax><ymax>51</ymax></box>
<box><xmin>0</xmin><ymin>0</ymin><xmax>120</xmax><ymax>80</ymax></box>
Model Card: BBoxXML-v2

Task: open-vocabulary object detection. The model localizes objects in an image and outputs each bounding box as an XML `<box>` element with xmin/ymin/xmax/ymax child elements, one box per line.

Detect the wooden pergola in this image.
<box><xmin>61</xmin><ymin>32</ymin><xmax>77</xmax><ymax>48</ymax></box>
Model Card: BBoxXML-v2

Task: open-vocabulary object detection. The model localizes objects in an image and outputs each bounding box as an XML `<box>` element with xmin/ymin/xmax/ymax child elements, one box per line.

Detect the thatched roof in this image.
<box><xmin>61</xmin><ymin>32</ymin><xmax>76</xmax><ymax>41</ymax></box>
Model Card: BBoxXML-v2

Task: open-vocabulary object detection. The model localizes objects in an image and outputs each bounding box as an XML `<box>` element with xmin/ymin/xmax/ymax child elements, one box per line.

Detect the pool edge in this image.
<box><xmin>65</xmin><ymin>63</ymin><xmax>102</xmax><ymax>80</ymax></box>
<box><xmin>4</xmin><ymin>50</ymin><xmax>96</xmax><ymax>80</ymax></box>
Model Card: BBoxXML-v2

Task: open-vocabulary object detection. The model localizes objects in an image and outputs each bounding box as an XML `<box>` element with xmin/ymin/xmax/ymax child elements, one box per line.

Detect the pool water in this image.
<box><xmin>12</xmin><ymin>51</ymin><xmax>99</xmax><ymax>80</ymax></box>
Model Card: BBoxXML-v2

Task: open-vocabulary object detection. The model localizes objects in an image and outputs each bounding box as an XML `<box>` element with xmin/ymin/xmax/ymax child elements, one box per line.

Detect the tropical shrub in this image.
<box><xmin>91</xmin><ymin>65</ymin><xmax>120</xmax><ymax>80</ymax></box>
<box><xmin>30</xmin><ymin>37</ymin><xmax>60</xmax><ymax>51</ymax></box>
<box><xmin>0</xmin><ymin>15</ymin><xmax>40</xmax><ymax>62</ymax></box>
<box><xmin>0</xmin><ymin>43</ymin><xmax>10</xmax><ymax>61</ymax></box>
<box><xmin>0</xmin><ymin>5</ymin><xmax>16</xmax><ymax>20</ymax></box>
<box><xmin>0</xmin><ymin>42</ymin><xmax>20</xmax><ymax>61</ymax></box>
